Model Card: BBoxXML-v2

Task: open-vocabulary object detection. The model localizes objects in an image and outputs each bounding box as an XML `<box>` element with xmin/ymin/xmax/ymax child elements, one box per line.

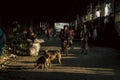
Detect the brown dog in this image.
<box><xmin>44</xmin><ymin>50</ymin><xmax>62</xmax><ymax>64</ymax></box>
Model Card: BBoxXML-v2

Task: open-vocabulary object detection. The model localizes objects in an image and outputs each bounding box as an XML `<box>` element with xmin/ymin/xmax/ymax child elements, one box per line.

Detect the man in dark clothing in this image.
<box><xmin>63</xmin><ymin>26</ymin><xmax>69</xmax><ymax>43</ymax></box>
<box><xmin>60</xmin><ymin>25</ymin><xmax>69</xmax><ymax>54</ymax></box>
<box><xmin>80</xmin><ymin>23</ymin><xmax>91</xmax><ymax>55</ymax></box>
<box><xmin>26</xmin><ymin>27</ymin><xmax>35</xmax><ymax>43</ymax></box>
<box><xmin>59</xmin><ymin>29</ymin><xmax>64</xmax><ymax>44</ymax></box>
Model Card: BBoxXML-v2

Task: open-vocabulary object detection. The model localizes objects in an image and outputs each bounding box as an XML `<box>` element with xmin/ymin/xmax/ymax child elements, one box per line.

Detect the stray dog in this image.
<box><xmin>29</xmin><ymin>38</ymin><xmax>44</xmax><ymax>56</ymax></box>
<box><xmin>34</xmin><ymin>55</ymin><xmax>50</xmax><ymax>70</ymax></box>
<box><xmin>44</xmin><ymin>50</ymin><xmax>62</xmax><ymax>64</ymax></box>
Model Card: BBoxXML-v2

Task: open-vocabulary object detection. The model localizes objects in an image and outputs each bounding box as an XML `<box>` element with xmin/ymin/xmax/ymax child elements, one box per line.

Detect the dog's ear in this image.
<box><xmin>45</xmin><ymin>49</ymin><xmax>48</xmax><ymax>53</ymax></box>
<box><xmin>44</xmin><ymin>49</ymin><xmax>50</xmax><ymax>55</ymax></box>
<box><xmin>56</xmin><ymin>50</ymin><xmax>60</xmax><ymax>53</ymax></box>
<box><xmin>44</xmin><ymin>49</ymin><xmax>46</xmax><ymax>52</ymax></box>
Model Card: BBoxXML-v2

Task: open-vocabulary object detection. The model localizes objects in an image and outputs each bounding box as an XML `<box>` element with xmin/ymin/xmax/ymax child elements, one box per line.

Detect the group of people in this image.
<box><xmin>26</xmin><ymin>23</ymin><xmax>91</xmax><ymax>56</ymax></box>
<box><xmin>59</xmin><ymin>25</ymin><xmax>74</xmax><ymax>55</ymax></box>
<box><xmin>59</xmin><ymin>23</ymin><xmax>91</xmax><ymax>55</ymax></box>
<box><xmin>46</xmin><ymin>27</ymin><xmax>57</xmax><ymax>40</ymax></box>
<box><xmin>0</xmin><ymin>22</ymin><xmax>91</xmax><ymax>61</ymax></box>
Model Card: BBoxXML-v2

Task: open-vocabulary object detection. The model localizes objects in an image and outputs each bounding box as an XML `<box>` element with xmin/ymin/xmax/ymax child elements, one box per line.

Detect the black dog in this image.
<box><xmin>34</xmin><ymin>55</ymin><xmax>50</xmax><ymax>70</ymax></box>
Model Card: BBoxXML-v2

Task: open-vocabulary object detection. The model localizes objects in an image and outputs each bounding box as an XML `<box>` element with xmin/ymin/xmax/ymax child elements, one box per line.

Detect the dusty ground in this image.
<box><xmin>0</xmin><ymin>36</ymin><xmax>120</xmax><ymax>80</ymax></box>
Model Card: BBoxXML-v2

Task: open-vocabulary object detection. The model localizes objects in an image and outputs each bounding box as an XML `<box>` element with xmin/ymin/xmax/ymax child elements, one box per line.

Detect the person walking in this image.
<box><xmin>69</xmin><ymin>27</ymin><xmax>74</xmax><ymax>47</ymax></box>
<box><xmin>60</xmin><ymin>25</ymin><xmax>69</xmax><ymax>55</ymax></box>
<box><xmin>80</xmin><ymin>23</ymin><xmax>91</xmax><ymax>55</ymax></box>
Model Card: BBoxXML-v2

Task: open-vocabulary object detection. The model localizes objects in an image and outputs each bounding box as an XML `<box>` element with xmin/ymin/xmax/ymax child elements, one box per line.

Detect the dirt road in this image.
<box><xmin>0</xmin><ymin>36</ymin><xmax>120</xmax><ymax>80</ymax></box>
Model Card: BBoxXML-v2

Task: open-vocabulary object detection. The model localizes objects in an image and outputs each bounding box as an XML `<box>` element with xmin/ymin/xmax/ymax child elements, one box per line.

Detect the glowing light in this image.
<box><xmin>105</xmin><ymin>3</ymin><xmax>111</xmax><ymax>16</ymax></box>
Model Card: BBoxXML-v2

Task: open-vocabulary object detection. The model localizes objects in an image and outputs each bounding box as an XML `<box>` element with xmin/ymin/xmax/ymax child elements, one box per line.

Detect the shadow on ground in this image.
<box><xmin>0</xmin><ymin>69</ymin><xmax>119</xmax><ymax>80</ymax></box>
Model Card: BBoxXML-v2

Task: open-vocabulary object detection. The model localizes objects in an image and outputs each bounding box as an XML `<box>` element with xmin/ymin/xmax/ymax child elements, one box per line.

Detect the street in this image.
<box><xmin>0</xmin><ymin>35</ymin><xmax>120</xmax><ymax>80</ymax></box>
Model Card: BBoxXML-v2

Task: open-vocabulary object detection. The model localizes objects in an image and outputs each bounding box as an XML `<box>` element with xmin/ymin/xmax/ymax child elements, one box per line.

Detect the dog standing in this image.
<box><xmin>44</xmin><ymin>50</ymin><xmax>62</xmax><ymax>65</ymax></box>
<box><xmin>34</xmin><ymin>55</ymin><xmax>50</xmax><ymax>70</ymax></box>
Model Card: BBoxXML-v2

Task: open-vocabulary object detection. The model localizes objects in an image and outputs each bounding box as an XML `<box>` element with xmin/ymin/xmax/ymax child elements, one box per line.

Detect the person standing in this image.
<box><xmin>80</xmin><ymin>23</ymin><xmax>91</xmax><ymax>55</ymax></box>
<box><xmin>59</xmin><ymin>29</ymin><xmax>64</xmax><ymax>51</ymax></box>
<box><xmin>26</xmin><ymin>27</ymin><xmax>35</xmax><ymax>43</ymax></box>
<box><xmin>60</xmin><ymin>25</ymin><xmax>69</xmax><ymax>55</ymax></box>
